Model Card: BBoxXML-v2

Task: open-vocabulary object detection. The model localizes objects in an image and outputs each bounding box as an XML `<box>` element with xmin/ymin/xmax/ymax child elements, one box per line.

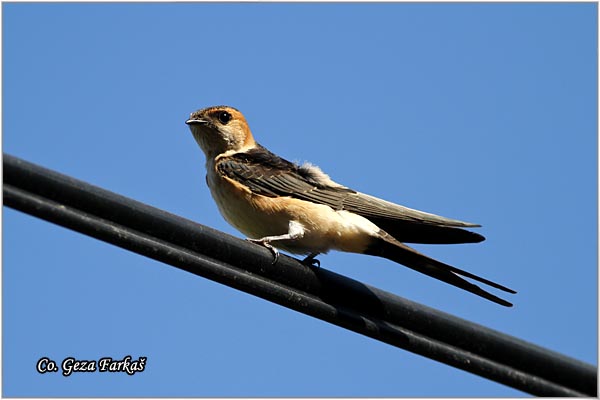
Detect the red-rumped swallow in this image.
<box><xmin>186</xmin><ymin>105</ymin><xmax>515</xmax><ymax>307</ymax></box>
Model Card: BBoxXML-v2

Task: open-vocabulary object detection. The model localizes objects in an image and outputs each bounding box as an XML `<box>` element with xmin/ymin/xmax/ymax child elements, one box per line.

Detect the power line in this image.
<box><xmin>3</xmin><ymin>153</ymin><xmax>596</xmax><ymax>396</ymax></box>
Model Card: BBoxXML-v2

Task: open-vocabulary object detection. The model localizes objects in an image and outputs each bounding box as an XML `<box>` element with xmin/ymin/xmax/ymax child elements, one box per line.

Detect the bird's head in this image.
<box><xmin>186</xmin><ymin>105</ymin><xmax>256</xmax><ymax>159</ymax></box>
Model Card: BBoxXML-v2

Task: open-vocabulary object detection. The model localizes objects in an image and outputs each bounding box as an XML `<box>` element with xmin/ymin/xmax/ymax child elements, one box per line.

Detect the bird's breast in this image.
<box><xmin>206</xmin><ymin>170</ymin><xmax>290</xmax><ymax>239</ymax></box>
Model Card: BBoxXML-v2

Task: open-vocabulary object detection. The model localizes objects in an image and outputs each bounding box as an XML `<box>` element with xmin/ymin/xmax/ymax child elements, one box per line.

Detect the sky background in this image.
<box><xmin>3</xmin><ymin>2</ymin><xmax>597</xmax><ymax>397</ymax></box>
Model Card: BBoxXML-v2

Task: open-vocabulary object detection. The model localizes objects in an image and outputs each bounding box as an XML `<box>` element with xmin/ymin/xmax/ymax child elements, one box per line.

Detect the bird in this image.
<box><xmin>185</xmin><ymin>105</ymin><xmax>515</xmax><ymax>307</ymax></box>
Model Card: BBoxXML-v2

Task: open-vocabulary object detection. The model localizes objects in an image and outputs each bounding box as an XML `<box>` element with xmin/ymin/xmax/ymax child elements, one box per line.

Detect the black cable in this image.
<box><xmin>3</xmin><ymin>154</ymin><xmax>596</xmax><ymax>396</ymax></box>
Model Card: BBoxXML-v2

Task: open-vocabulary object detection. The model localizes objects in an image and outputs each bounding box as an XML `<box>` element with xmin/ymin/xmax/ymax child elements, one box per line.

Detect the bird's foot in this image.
<box><xmin>246</xmin><ymin>238</ymin><xmax>279</xmax><ymax>264</ymax></box>
<box><xmin>301</xmin><ymin>253</ymin><xmax>321</xmax><ymax>268</ymax></box>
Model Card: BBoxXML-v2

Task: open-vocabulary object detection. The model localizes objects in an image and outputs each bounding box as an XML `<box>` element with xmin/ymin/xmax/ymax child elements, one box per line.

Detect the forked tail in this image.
<box><xmin>365</xmin><ymin>233</ymin><xmax>516</xmax><ymax>307</ymax></box>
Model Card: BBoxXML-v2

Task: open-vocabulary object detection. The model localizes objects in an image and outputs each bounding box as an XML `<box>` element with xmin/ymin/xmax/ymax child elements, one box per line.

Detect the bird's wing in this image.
<box><xmin>216</xmin><ymin>147</ymin><xmax>484</xmax><ymax>244</ymax></box>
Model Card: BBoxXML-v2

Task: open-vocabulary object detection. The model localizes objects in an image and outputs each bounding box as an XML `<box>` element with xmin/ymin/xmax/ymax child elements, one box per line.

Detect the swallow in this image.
<box><xmin>186</xmin><ymin>105</ymin><xmax>515</xmax><ymax>307</ymax></box>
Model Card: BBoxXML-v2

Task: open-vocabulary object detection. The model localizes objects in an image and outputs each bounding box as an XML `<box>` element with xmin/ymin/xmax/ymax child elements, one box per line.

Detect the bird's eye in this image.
<box><xmin>217</xmin><ymin>111</ymin><xmax>232</xmax><ymax>125</ymax></box>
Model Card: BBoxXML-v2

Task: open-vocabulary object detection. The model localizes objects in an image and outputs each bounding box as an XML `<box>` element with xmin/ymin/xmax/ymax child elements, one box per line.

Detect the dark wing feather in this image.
<box><xmin>217</xmin><ymin>147</ymin><xmax>484</xmax><ymax>244</ymax></box>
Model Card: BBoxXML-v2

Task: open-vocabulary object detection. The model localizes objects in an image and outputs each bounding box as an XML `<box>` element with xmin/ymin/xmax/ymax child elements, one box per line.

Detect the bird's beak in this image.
<box><xmin>185</xmin><ymin>118</ymin><xmax>208</xmax><ymax>126</ymax></box>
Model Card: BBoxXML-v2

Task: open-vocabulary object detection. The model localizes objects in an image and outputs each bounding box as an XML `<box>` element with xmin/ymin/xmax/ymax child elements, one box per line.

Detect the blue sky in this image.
<box><xmin>3</xmin><ymin>2</ymin><xmax>597</xmax><ymax>397</ymax></box>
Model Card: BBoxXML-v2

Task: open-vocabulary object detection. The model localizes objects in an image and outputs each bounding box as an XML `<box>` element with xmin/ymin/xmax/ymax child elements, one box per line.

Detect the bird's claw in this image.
<box><xmin>247</xmin><ymin>238</ymin><xmax>279</xmax><ymax>264</ymax></box>
<box><xmin>302</xmin><ymin>253</ymin><xmax>321</xmax><ymax>268</ymax></box>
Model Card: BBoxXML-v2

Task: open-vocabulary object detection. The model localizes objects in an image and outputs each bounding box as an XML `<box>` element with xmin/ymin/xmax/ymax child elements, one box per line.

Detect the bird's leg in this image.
<box><xmin>246</xmin><ymin>238</ymin><xmax>280</xmax><ymax>263</ymax></box>
<box><xmin>301</xmin><ymin>252</ymin><xmax>321</xmax><ymax>268</ymax></box>
<box><xmin>246</xmin><ymin>221</ymin><xmax>305</xmax><ymax>264</ymax></box>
